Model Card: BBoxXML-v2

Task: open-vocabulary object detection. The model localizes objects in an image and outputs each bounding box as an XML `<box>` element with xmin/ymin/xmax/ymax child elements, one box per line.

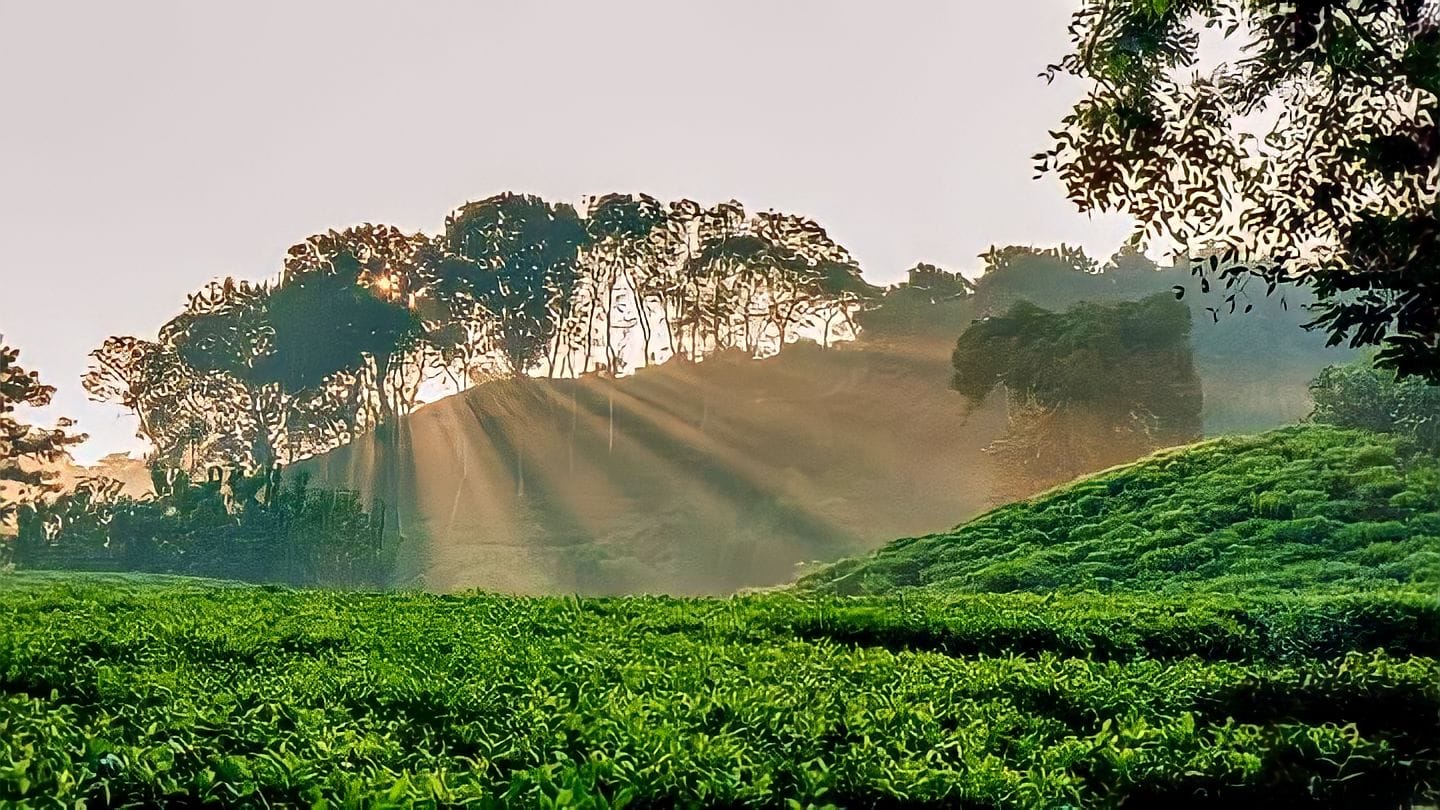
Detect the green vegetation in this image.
<box><xmin>1</xmin><ymin>574</ymin><xmax>1437</xmax><ymax>807</ymax></box>
<box><xmin>1042</xmin><ymin>2</ymin><xmax>1440</xmax><ymax>380</ymax></box>
<box><xmin>10</xmin><ymin>469</ymin><xmax>393</xmax><ymax>588</ymax></box>
<box><xmin>952</xmin><ymin>293</ymin><xmax>1201</xmax><ymax>503</ymax></box>
<box><xmin>0</xmin><ymin>341</ymin><xmax>86</xmax><ymax>531</ymax></box>
<box><xmin>1311</xmin><ymin>358</ymin><xmax>1440</xmax><ymax>453</ymax></box>
<box><xmin>800</xmin><ymin>425</ymin><xmax>1440</xmax><ymax>596</ymax></box>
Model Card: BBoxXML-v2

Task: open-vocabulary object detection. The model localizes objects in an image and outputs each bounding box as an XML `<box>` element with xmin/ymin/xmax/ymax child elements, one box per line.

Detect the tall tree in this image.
<box><xmin>415</xmin><ymin>238</ymin><xmax>503</xmax><ymax>389</ymax></box>
<box><xmin>1040</xmin><ymin>0</ymin><xmax>1440</xmax><ymax>380</ymax></box>
<box><xmin>277</xmin><ymin>224</ymin><xmax>430</xmax><ymax>424</ymax></box>
<box><xmin>1</xmin><ymin>339</ymin><xmax>87</xmax><ymax>530</ymax></box>
<box><xmin>158</xmin><ymin>278</ymin><xmax>282</xmax><ymax>468</ymax></box>
<box><xmin>444</xmin><ymin>194</ymin><xmax>587</xmax><ymax>377</ymax></box>
<box><xmin>583</xmin><ymin>193</ymin><xmax>670</xmax><ymax>371</ymax></box>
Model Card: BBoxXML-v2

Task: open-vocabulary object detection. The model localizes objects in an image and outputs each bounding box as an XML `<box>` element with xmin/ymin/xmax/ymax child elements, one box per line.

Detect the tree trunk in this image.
<box><xmin>373</xmin><ymin>353</ymin><xmax>395</xmax><ymax>426</ymax></box>
<box><xmin>604</xmin><ymin>258</ymin><xmax>618</xmax><ymax>374</ymax></box>
<box><xmin>631</xmin><ymin>271</ymin><xmax>653</xmax><ymax>366</ymax></box>
<box><xmin>249</xmin><ymin>401</ymin><xmax>275</xmax><ymax>472</ymax></box>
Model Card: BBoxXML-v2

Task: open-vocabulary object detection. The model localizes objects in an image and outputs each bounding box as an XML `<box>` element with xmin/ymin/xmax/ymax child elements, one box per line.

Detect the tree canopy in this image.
<box><xmin>1040</xmin><ymin>0</ymin><xmax>1440</xmax><ymax>380</ymax></box>
<box><xmin>1</xmin><ymin>340</ymin><xmax>86</xmax><ymax>529</ymax></box>
<box><xmin>85</xmin><ymin>194</ymin><xmax>874</xmax><ymax>473</ymax></box>
<box><xmin>952</xmin><ymin>293</ymin><xmax>1203</xmax><ymax>502</ymax></box>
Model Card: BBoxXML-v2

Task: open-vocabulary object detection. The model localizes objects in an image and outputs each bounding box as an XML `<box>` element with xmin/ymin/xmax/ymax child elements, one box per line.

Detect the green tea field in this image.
<box><xmin>1</xmin><ymin>576</ymin><xmax>1437</xmax><ymax>807</ymax></box>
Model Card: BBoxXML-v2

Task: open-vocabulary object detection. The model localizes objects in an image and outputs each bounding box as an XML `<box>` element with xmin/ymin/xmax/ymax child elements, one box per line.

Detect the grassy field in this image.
<box><xmin>1</xmin><ymin>574</ymin><xmax>1438</xmax><ymax>807</ymax></box>
<box><xmin>4</xmin><ymin>425</ymin><xmax>1439</xmax><ymax>806</ymax></box>
<box><xmin>799</xmin><ymin>426</ymin><xmax>1440</xmax><ymax>596</ymax></box>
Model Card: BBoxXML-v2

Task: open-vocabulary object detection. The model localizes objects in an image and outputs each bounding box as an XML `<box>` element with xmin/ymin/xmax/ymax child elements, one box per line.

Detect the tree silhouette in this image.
<box><xmin>583</xmin><ymin>193</ymin><xmax>669</xmax><ymax>371</ymax></box>
<box><xmin>953</xmin><ymin>294</ymin><xmax>1203</xmax><ymax>503</ymax></box>
<box><xmin>444</xmin><ymin>194</ymin><xmax>587</xmax><ymax>377</ymax></box>
<box><xmin>1</xmin><ymin>339</ymin><xmax>86</xmax><ymax>530</ymax></box>
<box><xmin>1040</xmin><ymin>0</ymin><xmax>1440</xmax><ymax>380</ymax></box>
<box><xmin>277</xmin><ymin>225</ymin><xmax>429</xmax><ymax>424</ymax></box>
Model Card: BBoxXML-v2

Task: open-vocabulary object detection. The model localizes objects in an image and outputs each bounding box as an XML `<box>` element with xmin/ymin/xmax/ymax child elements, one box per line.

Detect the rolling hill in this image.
<box><xmin>299</xmin><ymin>338</ymin><xmax>1007</xmax><ymax>594</ymax></box>
<box><xmin>798</xmin><ymin>425</ymin><xmax>1440</xmax><ymax>596</ymax></box>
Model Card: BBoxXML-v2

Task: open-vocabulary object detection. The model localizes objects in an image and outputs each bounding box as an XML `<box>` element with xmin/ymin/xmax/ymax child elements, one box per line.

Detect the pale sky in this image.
<box><xmin>0</xmin><ymin>1</ymin><xmax>1132</xmax><ymax>462</ymax></box>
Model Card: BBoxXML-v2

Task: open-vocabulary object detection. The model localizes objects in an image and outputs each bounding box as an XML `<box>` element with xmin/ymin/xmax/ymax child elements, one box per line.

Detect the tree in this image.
<box><xmin>444</xmin><ymin>194</ymin><xmax>587</xmax><ymax>377</ymax></box>
<box><xmin>812</xmin><ymin>259</ymin><xmax>877</xmax><ymax>347</ymax></box>
<box><xmin>416</xmin><ymin>239</ymin><xmax>503</xmax><ymax>389</ymax></box>
<box><xmin>1311</xmin><ymin>357</ymin><xmax>1440</xmax><ymax>451</ymax></box>
<box><xmin>654</xmin><ymin>199</ymin><xmax>705</xmax><ymax>361</ymax></box>
<box><xmin>1040</xmin><ymin>0</ymin><xmax>1440</xmax><ymax>380</ymax></box>
<box><xmin>582</xmin><ymin>193</ymin><xmax>670</xmax><ymax>372</ymax></box>
<box><xmin>82</xmin><ymin>336</ymin><xmax>172</xmax><ymax>447</ymax></box>
<box><xmin>971</xmin><ymin>245</ymin><xmax>1103</xmax><ymax>315</ymax></box>
<box><xmin>1</xmin><ymin>339</ymin><xmax>86</xmax><ymax>530</ymax></box>
<box><xmin>855</xmin><ymin>262</ymin><xmax>974</xmax><ymax>338</ymax></box>
<box><xmin>156</xmin><ymin>277</ymin><xmax>285</xmax><ymax>469</ymax></box>
<box><xmin>277</xmin><ymin>225</ymin><xmax>430</xmax><ymax>424</ymax></box>
<box><xmin>750</xmin><ymin>211</ymin><xmax>860</xmax><ymax>352</ymax></box>
<box><xmin>952</xmin><ymin>294</ymin><xmax>1203</xmax><ymax>502</ymax></box>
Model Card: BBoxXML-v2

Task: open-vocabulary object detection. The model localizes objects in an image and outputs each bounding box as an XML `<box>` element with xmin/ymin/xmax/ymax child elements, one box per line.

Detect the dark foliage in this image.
<box><xmin>952</xmin><ymin>293</ymin><xmax>1203</xmax><ymax>502</ymax></box>
<box><xmin>0</xmin><ymin>340</ymin><xmax>86</xmax><ymax>529</ymax></box>
<box><xmin>11</xmin><ymin>467</ymin><xmax>392</xmax><ymax>588</ymax></box>
<box><xmin>1040</xmin><ymin>0</ymin><xmax>1440</xmax><ymax>380</ymax></box>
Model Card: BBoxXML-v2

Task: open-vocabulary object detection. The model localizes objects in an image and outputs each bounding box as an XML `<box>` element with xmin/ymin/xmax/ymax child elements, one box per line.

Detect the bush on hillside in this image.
<box><xmin>10</xmin><ymin>466</ymin><xmax>393</xmax><ymax>587</ymax></box>
<box><xmin>1311</xmin><ymin>359</ymin><xmax>1440</xmax><ymax>452</ymax></box>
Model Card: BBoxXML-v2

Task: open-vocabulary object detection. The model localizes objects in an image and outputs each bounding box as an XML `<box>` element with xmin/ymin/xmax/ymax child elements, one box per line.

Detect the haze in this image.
<box><xmin>0</xmin><ymin>1</ymin><xmax>1131</xmax><ymax>462</ymax></box>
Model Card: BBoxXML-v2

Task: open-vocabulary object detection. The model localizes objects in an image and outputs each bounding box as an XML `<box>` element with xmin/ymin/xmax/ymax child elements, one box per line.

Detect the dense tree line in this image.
<box><xmin>860</xmin><ymin>243</ymin><xmax>1344</xmax><ymax>355</ymax></box>
<box><xmin>85</xmin><ymin>194</ymin><xmax>872</xmax><ymax>473</ymax></box>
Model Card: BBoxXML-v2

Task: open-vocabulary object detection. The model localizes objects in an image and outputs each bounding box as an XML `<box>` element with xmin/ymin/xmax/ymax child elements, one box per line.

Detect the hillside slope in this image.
<box><xmin>294</xmin><ymin>309</ymin><xmax>1353</xmax><ymax>597</ymax></box>
<box><xmin>300</xmin><ymin>339</ymin><xmax>1007</xmax><ymax>594</ymax></box>
<box><xmin>800</xmin><ymin>426</ymin><xmax>1440</xmax><ymax>596</ymax></box>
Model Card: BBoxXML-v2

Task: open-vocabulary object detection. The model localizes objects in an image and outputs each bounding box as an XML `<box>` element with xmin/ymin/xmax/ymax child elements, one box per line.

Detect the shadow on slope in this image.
<box><xmin>300</xmin><ymin>339</ymin><xmax>1006</xmax><ymax>594</ymax></box>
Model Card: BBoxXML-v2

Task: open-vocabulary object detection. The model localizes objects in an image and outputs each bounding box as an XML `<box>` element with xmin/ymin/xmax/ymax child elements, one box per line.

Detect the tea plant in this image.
<box><xmin>0</xmin><ymin>577</ymin><xmax>1436</xmax><ymax>807</ymax></box>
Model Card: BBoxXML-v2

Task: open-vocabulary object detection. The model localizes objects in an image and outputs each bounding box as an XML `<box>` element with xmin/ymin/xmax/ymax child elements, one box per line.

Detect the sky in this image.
<box><xmin>0</xmin><ymin>1</ymin><xmax>1134</xmax><ymax>462</ymax></box>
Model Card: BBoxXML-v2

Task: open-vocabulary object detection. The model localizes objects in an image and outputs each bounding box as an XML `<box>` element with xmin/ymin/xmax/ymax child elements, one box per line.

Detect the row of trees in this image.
<box><xmin>84</xmin><ymin>194</ymin><xmax>873</xmax><ymax>473</ymax></box>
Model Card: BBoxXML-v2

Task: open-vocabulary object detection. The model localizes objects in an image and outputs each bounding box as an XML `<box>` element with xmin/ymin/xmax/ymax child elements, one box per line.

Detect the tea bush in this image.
<box><xmin>800</xmin><ymin>426</ymin><xmax>1440</xmax><ymax>597</ymax></box>
<box><xmin>0</xmin><ymin>576</ymin><xmax>1437</xmax><ymax>807</ymax></box>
